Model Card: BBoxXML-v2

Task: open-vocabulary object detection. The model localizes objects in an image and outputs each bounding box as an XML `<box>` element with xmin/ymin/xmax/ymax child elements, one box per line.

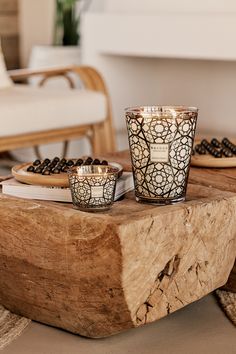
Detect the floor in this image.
<box><xmin>2</xmin><ymin>294</ymin><xmax>236</xmax><ymax>354</ymax></box>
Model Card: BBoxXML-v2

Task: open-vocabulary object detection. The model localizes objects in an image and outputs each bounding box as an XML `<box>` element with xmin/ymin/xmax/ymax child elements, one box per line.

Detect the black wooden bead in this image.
<box><xmin>222</xmin><ymin>148</ymin><xmax>233</xmax><ymax>157</ymax></box>
<box><xmin>33</xmin><ymin>159</ymin><xmax>41</xmax><ymax>166</ymax></box>
<box><xmin>222</xmin><ymin>138</ymin><xmax>230</xmax><ymax>147</ymax></box>
<box><xmin>75</xmin><ymin>158</ymin><xmax>83</xmax><ymax>166</ymax></box>
<box><xmin>195</xmin><ymin>144</ymin><xmax>206</xmax><ymax>155</ymax></box>
<box><xmin>60</xmin><ymin>158</ymin><xmax>66</xmax><ymax>165</ymax></box>
<box><xmin>35</xmin><ymin>166</ymin><xmax>43</xmax><ymax>173</ymax></box>
<box><xmin>211</xmin><ymin>138</ymin><xmax>221</xmax><ymax>148</ymax></box>
<box><xmin>201</xmin><ymin>139</ymin><xmax>210</xmax><ymax>148</ymax></box>
<box><xmin>62</xmin><ymin>166</ymin><xmax>69</xmax><ymax>172</ymax></box>
<box><xmin>101</xmin><ymin>160</ymin><xmax>108</xmax><ymax>165</ymax></box>
<box><xmin>208</xmin><ymin>145</ymin><xmax>213</xmax><ymax>152</ymax></box>
<box><xmin>92</xmin><ymin>159</ymin><xmax>100</xmax><ymax>165</ymax></box>
<box><xmin>206</xmin><ymin>145</ymin><xmax>219</xmax><ymax>157</ymax></box>
<box><xmin>43</xmin><ymin>158</ymin><xmax>50</xmax><ymax>165</ymax></box>
<box><xmin>42</xmin><ymin>169</ymin><xmax>51</xmax><ymax>175</ymax></box>
<box><xmin>48</xmin><ymin>163</ymin><xmax>55</xmax><ymax>169</ymax></box>
<box><xmin>215</xmin><ymin>151</ymin><xmax>222</xmax><ymax>158</ymax></box>
<box><xmin>66</xmin><ymin>160</ymin><xmax>74</xmax><ymax>166</ymax></box>
<box><xmin>222</xmin><ymin>138</ymin><xmax>236</xmax><ymax>154</ymax></box>
<box><xmin>84</xmin><ymin>157</ymin><xmax>93</xmax><ymax>165</ymax></box>
<box><xmin>40</xmin><ymin>162</ymin><xmax>47</xmax><ymax>169</ymax></box>
<box><xmin>52</xmin><ymin>168</ymin><xmax>60</xmax><ymax>174</ymax></box>
<box><xmin>27</xmin><ymin>165</ymin><xmax>35</xmax><ymax>172</ymax></box>
<box><xmin>56</xmin><ymin>163</ymin><xmax>64</xmax><ymax>168</ymax></box>
<box><xmin>56</xmin><ymin>165</ymin><xmax>63</xmax><ymax>171</ymax></box>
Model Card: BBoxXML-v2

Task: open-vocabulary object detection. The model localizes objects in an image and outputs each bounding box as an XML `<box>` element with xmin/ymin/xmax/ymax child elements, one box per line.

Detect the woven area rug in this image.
<box><xmin>216</xmin><ymin>290</ymin><xmax>236</xmax><ymax>326</ymax></box>
<box><xmin>0</xmin><ymin>306</ymin><xmax>31</xmax><ymax>350</ymax></box>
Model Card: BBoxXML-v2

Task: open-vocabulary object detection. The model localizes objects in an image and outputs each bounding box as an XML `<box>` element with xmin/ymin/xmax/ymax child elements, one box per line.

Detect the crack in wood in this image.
<box><xmin>135</xmin><ymin>255</ymin><xmax>180</xmax><ymax>324</ymax></box>
<box><xmin>166</xmin><ymin>303</ymin><xmax>171</xmax><ymax>314</ymax></box>
<box><xmin>175</xmin><ymin>296</ymin><xmax>184</xmax><ymax>306</ymax></box>
<box><xmin>145</xmin><ymin>218</ymin><xmax>154</xmax><ymax>244</ymax></box>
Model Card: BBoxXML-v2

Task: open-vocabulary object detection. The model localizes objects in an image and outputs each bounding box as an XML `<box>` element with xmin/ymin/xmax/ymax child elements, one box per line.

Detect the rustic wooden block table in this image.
<box><xmin>0</xmin><ymin>151</ymin><xmax>235</xmax><ymax>338</ymax></box>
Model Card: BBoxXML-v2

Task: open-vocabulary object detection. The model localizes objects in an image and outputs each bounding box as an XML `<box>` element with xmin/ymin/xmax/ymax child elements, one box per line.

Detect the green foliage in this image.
<box><xmin>54</xmin><ymin>0</ymin><xmax>80</xmax><ymax>46</ymax></box>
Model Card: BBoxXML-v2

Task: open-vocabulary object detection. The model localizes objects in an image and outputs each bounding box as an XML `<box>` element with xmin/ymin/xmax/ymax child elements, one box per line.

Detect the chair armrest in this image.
<box><xmin>8</xmin><ymin>65</ymin><xmax>108</xmax><ymax>94</ymax></box>
<box><xmin>8</xmin><ymin>66</ymin><xmax>74</xmax><ymax>81</ymax></box>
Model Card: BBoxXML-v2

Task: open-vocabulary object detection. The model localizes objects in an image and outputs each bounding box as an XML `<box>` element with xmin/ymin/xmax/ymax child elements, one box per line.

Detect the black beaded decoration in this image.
<box><xmin>28</xmin><ymin>157</ymin><xmax>108</xmax><ymax>176</ymax></box>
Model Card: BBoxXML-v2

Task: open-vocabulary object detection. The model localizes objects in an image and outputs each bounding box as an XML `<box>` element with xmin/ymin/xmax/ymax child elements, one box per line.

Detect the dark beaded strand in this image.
<box><xmin>28</xmin><ymin>157</ymin><xmax>109</xmax><ymax>175</ymax></box>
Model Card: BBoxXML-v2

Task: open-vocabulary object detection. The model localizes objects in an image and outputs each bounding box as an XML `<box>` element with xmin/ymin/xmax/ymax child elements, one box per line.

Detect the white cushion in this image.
<box><xmin>0</xmin><ymin>50</ymin><xmax>13</xmax><ymax>89</ymax></box>
<box><xmin>0</xmin><ymin>85</ymin><xmax>107</xmax><ymax>137</ymax></box>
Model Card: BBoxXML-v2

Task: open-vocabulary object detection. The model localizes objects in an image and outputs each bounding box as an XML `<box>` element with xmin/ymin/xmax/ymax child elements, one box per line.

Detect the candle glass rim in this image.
<box><xmin>125</xmin><ymin>105</ymin><xmax>198</xmax><ymax>117</ymax></box>
<box><xmin>67</xmin><ymin>165</ymin><xmax>120</xmax><ymax>177</ymax></box>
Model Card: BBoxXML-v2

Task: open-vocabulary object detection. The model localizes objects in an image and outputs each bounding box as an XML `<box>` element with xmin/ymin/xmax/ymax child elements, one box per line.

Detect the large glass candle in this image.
<box><xmin>125</xmin><ymin>106</ymin><xmax>198</xmax><ymax>204</ymax></box>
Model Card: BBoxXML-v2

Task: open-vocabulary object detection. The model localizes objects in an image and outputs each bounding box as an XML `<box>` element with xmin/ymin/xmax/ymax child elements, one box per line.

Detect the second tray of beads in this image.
<box><xmin>191</xmin><ymin>137</ymin><xmax>236</xmax><ymax>168</ymax></box>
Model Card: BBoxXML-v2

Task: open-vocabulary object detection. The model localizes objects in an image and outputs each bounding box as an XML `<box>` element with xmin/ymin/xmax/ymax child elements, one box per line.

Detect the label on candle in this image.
<box><xmin>91</xmin><ymin>186</ymin><xmax>104</xmax><ymax>198</ymax></box>
<box><xmin>150</xmin><ymin>143</ymin><xmax>169</xmax><ymax>163</ymax></box>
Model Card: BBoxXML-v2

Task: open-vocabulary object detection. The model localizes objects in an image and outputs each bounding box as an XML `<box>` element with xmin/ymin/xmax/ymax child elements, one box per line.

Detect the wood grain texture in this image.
<box><xmin>100</xmin><ymin>150</ymin><xmax>236</xmax><ymax>294</ymax></box>
<box><xmin>189</xmin><ymin>168</ymin><xmax>236</xmax><ymax>193</ymax></box>
<box><xmin>191</xmin><ymin>154</ymin><xmax>236</xmax><ymax>168</ymax></box>
<box><xmin>0</xmin><ymin>181</ymin><xmax>235</xmax><ymax>337</ymax></box>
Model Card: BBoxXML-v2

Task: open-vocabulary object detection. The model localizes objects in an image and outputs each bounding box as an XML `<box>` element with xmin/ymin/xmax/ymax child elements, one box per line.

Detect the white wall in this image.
<box><xmin>103</xmin><ymin>0</ymin><xmax>236</xmax><ymax>13</ymax></box>
<box><xmin>82</xmin><ymin>54</ymin><xmax>236</xmax><ymax>150</ymax></box>
<box><xmin>19</xmin><ymin>0</ymin><xmax>55</xmax><ymax>67</ymax></box>
<box><xmin>88</xmin><ymin>0</ymin><xmax>106</xmax><ymax>12</ymax></box>
<box><xmin>82</xmin><ymin>2</ymin><xmax>236</xmax><ymax>150</ymax></box>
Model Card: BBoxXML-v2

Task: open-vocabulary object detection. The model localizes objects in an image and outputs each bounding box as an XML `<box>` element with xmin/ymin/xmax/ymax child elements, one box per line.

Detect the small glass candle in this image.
<box><xmin>68</xmin><ymin>165</ymin><xmax>119</xmax><ymax>212</ymax></box>
<box><xmin>125</xmin><ymin>106</ymin><xmax>198</xmax><ymax>204</ymax></box>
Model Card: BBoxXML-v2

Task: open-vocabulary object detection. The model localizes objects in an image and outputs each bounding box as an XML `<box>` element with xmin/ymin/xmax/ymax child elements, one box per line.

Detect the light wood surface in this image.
<box><xmin>2</xmin><ymin>66</ymin><xmax>116</xmax><ymax>155</ymax></box>
<box><xmin>191</xmin><ymin>154</ymin><xmax>236</xmax><ymax>168</ymax></box>
<box><xmin>103</xmin><ymin>150</ymin><xmax>236</xmax><ymax>294</ymax></box>
<box><xmin>0</xmin><ymin>151</ymin><xmax>235</xmax><ymax>337</ymax></box>
<box><xmin>12</xmin><ymin>162</ymin><xmax>70</xmax><ymax>187</ymax></box>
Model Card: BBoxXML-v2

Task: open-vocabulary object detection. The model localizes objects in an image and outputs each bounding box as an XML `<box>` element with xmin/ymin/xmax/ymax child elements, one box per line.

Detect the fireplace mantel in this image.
<box><xmin>82</xmin><ymin>12</ymin><xmax>236</xmax><ymax>61</ymax></box>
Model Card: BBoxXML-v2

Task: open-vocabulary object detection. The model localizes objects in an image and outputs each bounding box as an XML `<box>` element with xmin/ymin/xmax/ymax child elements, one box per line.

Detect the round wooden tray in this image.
<box><xmin>12</xmin><ymin>162</ymin><xmax>123</xmax><ymax>187</ymax></box>
<box><xmin>191</xmin><ymin>138</ymin><xmax>236</xmax><ymax>168</ymax></box>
